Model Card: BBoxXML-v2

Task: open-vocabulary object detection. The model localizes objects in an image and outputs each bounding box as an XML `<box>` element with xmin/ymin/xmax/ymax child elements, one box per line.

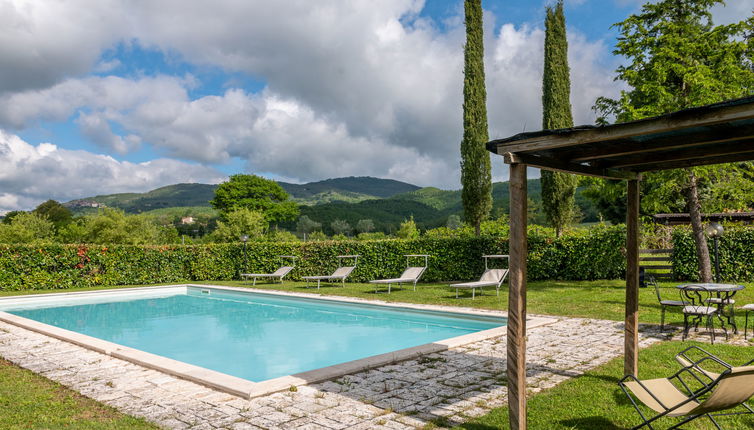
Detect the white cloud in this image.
<box><xmin>0</xmin><ymin>0</ymin><xmax>128</xmax><ymax>94</ymax></box>
<box><xmin>0</xmin><ymin>0</ymin><xmax>624</xmax><ymax>191</ymax></box>
<box><xmin>0</xmin><ymin>130</ymin><xmax>226</xmax><ymax>213</ymax></box>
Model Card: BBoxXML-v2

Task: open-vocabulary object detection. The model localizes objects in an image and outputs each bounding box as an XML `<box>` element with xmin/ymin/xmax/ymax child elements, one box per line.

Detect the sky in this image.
<box><xmin>0</xmin><ymin>0</ymin><xmax>752</xmax><ymax>213</ymax></box>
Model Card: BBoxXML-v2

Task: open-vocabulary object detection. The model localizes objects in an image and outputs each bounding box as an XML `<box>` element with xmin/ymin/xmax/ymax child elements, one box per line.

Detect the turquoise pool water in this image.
<box><xmin>1</xmin><ymin>287</ymin><xmax>505</xmax><ymax>382</ymax></box>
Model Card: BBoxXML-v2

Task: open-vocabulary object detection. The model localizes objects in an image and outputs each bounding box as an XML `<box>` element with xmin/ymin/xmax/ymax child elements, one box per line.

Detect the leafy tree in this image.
<box><xmin>308</xmin><ymin>231</ymin><xmax>328</xmax><ymax>241</ymax></box>
<box><xmin>267</xmin><ymin>229</ymin><xmax>299</xmax><ymax>242</ymax></box>
<box><xmin>210</xmin><ymin>174</ymin><xmax>299</xmax><ymax>224</ymax></box>
<box><xmin>296</xmin><ymin>215</ymin><xmax>322</xmax><ymax>239</ymax></box>
<box><xmin>541</xmin><ymin>1</ymin><xmax>578</xmax><ymax>237</ymax></box>
<box><xmin>211</xmin><ymin>208</ymin><xmax>267</xmax><ymax>243</ymax></box>
<box><xmin>32</xmin><ymin>200</ymin><xmax>73</xmax><ymax>230</ymax></box>
<box><xmin>446</xmin><ymin>214</ymin><xmax>462</xmax><ymax>230</ymax></box>
<box><xmin>355</xmin><ymin>219</ymin><xmax>375</xmax><ymax>234</ymax></box>
<box><xmin>1</xmin><ymin>210</ymin><xmax>24</xmax><ymax>225</ymax></box>
<box><xmin>592</xmin><ymin>0</ymin><xmax>754</xmax><ymax>281</ymax></box>
<box><xmin>330</xmin><ymin>219</ymin><xmax>352</xmax><ymax>236</ymax></box>
<box><xmin>460</xmin><ymin>0</ymin><xmax>492</xmax><ymax>235</ymax></box>
<box><xmin>357</xmin><ymin>232</ymin><xmax>386</xmax><ymax>240</ymax></box>
<box><xmin>0</xmin><ymin>212</ymin><xmax>54</xmax><ymax>243</ymax></box>
<box><xmin>396</xmin><ymin>216</ymin><xmax>420</xmax><ymax>239</ymax></box>
<box><xmin>62</xmin><ymin>208</ymin><xmax>175</xmax><ymax>244</ymax></box>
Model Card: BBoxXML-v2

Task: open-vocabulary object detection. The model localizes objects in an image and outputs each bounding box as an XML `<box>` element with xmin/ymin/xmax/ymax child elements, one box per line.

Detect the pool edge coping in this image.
<box><xmin>0</xmin><ymin>283</ymin><xmax>557</xmax><ymax>399</ymax></box>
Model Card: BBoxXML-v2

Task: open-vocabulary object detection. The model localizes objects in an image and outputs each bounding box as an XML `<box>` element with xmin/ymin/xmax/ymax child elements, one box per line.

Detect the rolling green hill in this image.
<box><xmin>64</xmin><ymin>176</ymin><xmax>420</xmax><ymax>214</ymax></box>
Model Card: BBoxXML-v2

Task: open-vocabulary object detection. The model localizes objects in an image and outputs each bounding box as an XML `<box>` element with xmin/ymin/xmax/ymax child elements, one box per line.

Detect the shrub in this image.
<box><xmin>672</xmin><ymin>225</ymin><xmax>754</xmax><ymax>282</ymax></box>
<box><xmin>0</xmin><ymin>224</ymin><xmax>629</xmax><ymax>291</ymax></box>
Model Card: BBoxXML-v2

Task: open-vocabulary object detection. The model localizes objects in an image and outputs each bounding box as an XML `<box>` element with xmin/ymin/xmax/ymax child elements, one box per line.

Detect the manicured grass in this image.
<box><xmin>457</xmin><ymin>341</ymin><xmax>754</xmax><ymax>430</ymax></box>
<box><xmin>0</xmin><ymin>358</ymin><xmax>158</xmax><ymax>430</ymax></box>
<box><xmin>197</xmin><ymin>279</ymin><xmax>754</xmax><ymax>329</ymax></box>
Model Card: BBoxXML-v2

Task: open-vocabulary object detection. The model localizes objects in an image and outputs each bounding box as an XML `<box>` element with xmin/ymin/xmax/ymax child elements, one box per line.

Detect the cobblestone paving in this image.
<box><xmin>0</xmin><ymin>315</ymin><xmax>719</xmax><ymax>430</ymax></box>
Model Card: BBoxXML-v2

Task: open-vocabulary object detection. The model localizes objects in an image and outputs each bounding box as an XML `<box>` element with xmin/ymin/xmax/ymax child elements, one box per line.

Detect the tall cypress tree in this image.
<box><xmin>460</xmin><ymin>0</ymin><xmax>492</xmax><ymax>236</ymax></box>
<box><xmin>540</xmin><ymin>1</ymin><xmax>578</xmax><ymax>237</ymax></box>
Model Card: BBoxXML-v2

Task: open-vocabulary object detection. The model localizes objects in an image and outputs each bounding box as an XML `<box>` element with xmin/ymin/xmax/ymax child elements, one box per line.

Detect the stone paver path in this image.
<box><xmin>0</xmin><ymin>315</ymin><xmax>673</xmax><ymax>429</ymax></box>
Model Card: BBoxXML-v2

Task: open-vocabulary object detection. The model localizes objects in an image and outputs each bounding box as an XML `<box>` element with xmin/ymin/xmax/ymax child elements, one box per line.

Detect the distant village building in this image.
<box><xmin>180</xmin><ymin>216</ymin><xmax>195</xmax><ymax>225</ymax></box>
<box><xmin>66</xmin><ymin>200</ymin><xmax>103</xmax><ymax>208</ymax></box>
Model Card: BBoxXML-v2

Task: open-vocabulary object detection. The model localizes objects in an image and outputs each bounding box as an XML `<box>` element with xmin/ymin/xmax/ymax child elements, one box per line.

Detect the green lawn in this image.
<box><xmin>0</xmin><ymin>358</ymin><xmax>158</xmax><ymax>430</ymax></box>
<box><xmin>458</xmin><ymin>341</ymin><xmax>754</xmax><ymax>430</ymax></box>
<box><xmin>195</xmin><ymin>278</ymin><xmax>754</xmax><ymax>329</ymax></box>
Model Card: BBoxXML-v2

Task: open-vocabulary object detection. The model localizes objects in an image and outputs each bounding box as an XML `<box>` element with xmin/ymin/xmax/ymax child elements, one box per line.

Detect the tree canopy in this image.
<box><xmin>541</xmin><ymin>1</ymin><xmax>578</xmax><ymax>237</ymax></box>
<box><xmin>460</xmin><ymin>0</ymin><xmax>492</xmax><ymax>235</ymax></box>
<box><xmin>210</xmin><ymin>174</ymin><xmax>299</xmax><ymax>224</ymax></box>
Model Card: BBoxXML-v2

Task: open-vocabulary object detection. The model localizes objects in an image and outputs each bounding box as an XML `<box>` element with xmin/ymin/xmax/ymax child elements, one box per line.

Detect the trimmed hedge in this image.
<box><xmin>672</xmin><ymin>226</ymin><xmax>754</xmax><ymax>282</ymax></box>
<box><xmin>0</xmin><ymin>225</ymin><xmax>628</xmax><ymax>291</ymax></box>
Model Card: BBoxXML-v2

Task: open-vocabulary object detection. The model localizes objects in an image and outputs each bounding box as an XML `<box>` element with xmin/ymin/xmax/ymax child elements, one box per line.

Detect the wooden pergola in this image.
<box><xmin>485</xmin><ymin>95</ymin><xmax>754</xmax><ymax>430</ymax></box>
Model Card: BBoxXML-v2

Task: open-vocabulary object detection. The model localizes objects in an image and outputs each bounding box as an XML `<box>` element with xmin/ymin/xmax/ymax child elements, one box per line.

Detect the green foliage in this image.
<box><xmin>67</xmin><ymin>183</ymin><xmax>218</xmax><ymax>215</ymax></box>
<box><xmin>355</xmin><ymin>219</ymin><xmax>375</xmax><ymax>234</ymax></box>
<box><xmin>268</xmin><ymin>230</ymin><xmax>299</xmax><ymax>242</ymax></box>
<box><xmin>0</xmin><ymin>212</ymin><xmax>55</xmax><ymax>244</ymax></box>
<box><xmin>210</xmin><ymin>174</ymin><xmax>299</xmax><ymax>224</ymax></box>
<box><xmin>672</xmin><ymin>225</ymin><xmax>754</xmax><ymax>282</ymax></box>
<box><xmin>586</xmin><ymin>0</ymin><xmax>754</xmax><ymax>223</ymax></box>
<box><xmin>1</xmin><ymin>211</ymin><xmax>24</xmax><ymax>225</ymax></box>
<box><xmin>307</xmin><ymin>231</ymin><xmax>328</xmax><ymax>241</ymax></box>
<box><xmin>67</xmin><ymin>208</ymin><xmax>173</xmax><ymax>245</ymax></box>
<box><xmin>296</xmin><ymin>215</ymin><xmax>322</xmax><ymax>237</ymax></box>
<box><xmin>357</xmin><ymin>232</ymin><xmax>386</xmax><ymax>240</ymax></box>
<box><xmin>541</xmin><ymin>1</ymin><xmax>578</xmax><ymax>237</ymax></box>
<box><xmin>33</xmin><ymin>200</ymin><xmax>72</xmax><ymax>230</ymax></box>
<box><xmin>279</xmin><ymin>176</ymin><xmax>419</xmax><ymax>200</ymax></box>
<box><xmin>330</xmin><ymin>219</ymin><xmax>352</xmax><ymax>236</ymax></box>
<box><xmin>460</xmin><ymin>0</ymin><xmax>492</xmax><ymax>234</ymax></box>
<box><xmin>595</xmin><ymin>0</ymin><xmax>754</xmax><ymax>123</ymax></box>
<box><xmin>446</xmin><ymin>214</ymin><xmax>462</xmax><ymax>230</ymax></box>
<box><xmin>0</xmin><ymin>225</ymin><xmax>629</xmax><ymax>291</ymax></box>
<box><xmin>211</xmin><ymin>208</ymin><xmax>267</xmax><ymax>243</ymax></box>
<box><xmin>396</xmin><ymin>217</ymin><xmax>420</xmax><ymax>239</ymax></box>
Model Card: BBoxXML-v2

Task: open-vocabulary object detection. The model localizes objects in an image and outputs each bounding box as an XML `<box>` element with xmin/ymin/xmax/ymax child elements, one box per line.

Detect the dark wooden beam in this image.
<box><xmin>633</xmin><ymin>151</ymin><xmax>754</xmax><ymax>171</ymax></box>
<box><xmin>566</xmin><ymin>122</ymin><xmax>754</xmax><ymax>162</ymax></box>
<box><xmin>625</xmin><ymin>179</ymin><xmax>640</xmax><ymax>377</ymax></box>
<box><xmin>598</xmin><ymin>139</ymin><xmax>754</xmax><ymax>169</ymax></box>
<box><xmin>488</xmin><ymin>101</ymin><xmax>754</xmax><ymax>154</ymax></box>
<box><xmin>508</xmin><ymin>162</ymin><xmax>528</xmax><ymax>430</ymax></box>
<box><xmin>504</xmin><ymin>152</ymin><xmax>638</xmax><ymax>180</ymax></box>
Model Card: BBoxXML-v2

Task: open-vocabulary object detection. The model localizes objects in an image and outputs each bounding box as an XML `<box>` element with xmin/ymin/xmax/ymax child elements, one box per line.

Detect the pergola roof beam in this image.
<box><xmin>596</xmin><ymin>140</ymin><xmax>754</xmax><ymax>169</ymax></box>
<box><xmin>504</xmin><ymin>152</ymin><xmax>639</xmax><ymax>180</ymax></box>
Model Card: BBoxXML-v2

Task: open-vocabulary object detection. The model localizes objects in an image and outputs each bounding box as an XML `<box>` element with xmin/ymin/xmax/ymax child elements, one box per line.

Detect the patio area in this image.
<box><xmin>0</xmin><ymin>293</ymin><xmax>671</xmax><ymax>430</ymax></box>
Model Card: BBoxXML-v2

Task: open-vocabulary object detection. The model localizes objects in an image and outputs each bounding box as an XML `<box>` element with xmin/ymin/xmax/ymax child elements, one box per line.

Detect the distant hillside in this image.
<box><xmin>65</xmin><ymin>176</ymin><xmax>420</xmax><ymax>214</ymax></box>
<box><xmin>286</xmin><ymin>179</ymin><xmax>598</xmax><ymax>234</ymax></box>
<box><xmin>279</xmin><ymin>177</ymin><xmax>420</xmax><ymax>205</ymax></box>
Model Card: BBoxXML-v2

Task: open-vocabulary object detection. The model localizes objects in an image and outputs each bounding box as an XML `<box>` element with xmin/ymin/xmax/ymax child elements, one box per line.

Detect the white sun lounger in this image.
<box><xmin>370</xmin><ymin>254</ymin><xmax>429</xmax><ymax>294</ymax></box>
<box><xmin>240</xmin><ymin>256</ymin><xmax>297</xmax><ymax>286</ymax></box>
<box><xmin>450</xmin><ymin>255</ymin><xmax>509</xmax><ymax>299</ymax></box>
<box><xmin>302</xmin><ymin>255</ymin><xmax>359</xmax><ymax>289</ymax></box>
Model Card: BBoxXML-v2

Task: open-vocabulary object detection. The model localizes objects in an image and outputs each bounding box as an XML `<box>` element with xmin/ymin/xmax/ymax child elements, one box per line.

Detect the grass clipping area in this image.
<box><xmin>0</xmin><ymin>358</ymin><xmax>158</xmax><ymax>430</ymax></box>
<box><xmin>458</xmin><ymin>341</ymin><xmax>754</xmax><ymax>430</ymax></box>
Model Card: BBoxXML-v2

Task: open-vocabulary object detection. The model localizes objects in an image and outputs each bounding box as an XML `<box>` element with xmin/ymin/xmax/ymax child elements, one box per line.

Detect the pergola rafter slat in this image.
<box><xmin>485</xmin><ymin>95</ymin><xmax>754</xmax><ymax>430</ymax></box>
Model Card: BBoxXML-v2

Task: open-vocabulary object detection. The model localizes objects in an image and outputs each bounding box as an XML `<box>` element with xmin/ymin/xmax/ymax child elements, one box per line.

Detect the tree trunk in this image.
<box><xmin>686</xmin><ymin>170</ymin><xmax>712</xmax><ymax>282</ymax></box>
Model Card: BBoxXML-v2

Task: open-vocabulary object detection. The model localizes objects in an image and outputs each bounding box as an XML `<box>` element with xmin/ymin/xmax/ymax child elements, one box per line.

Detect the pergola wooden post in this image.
<box><xmin>486</xmin><ymin>96</ymin><xmax>754</xmax><ymax>430</ymax></box>
<box><xmin>624</xmin><ymin>178</ymin><xmax>640</xmax><ymax>376</ymax></box>
<box><xmin>507</xmin><ymin>161</ymin><xmax>528</xmax><ymax>429</ymax></box>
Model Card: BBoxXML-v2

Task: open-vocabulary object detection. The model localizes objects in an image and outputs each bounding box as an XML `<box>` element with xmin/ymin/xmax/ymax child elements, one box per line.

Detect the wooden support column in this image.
<box><xmin>624</xmin><ymin>178</ymin><xmax>640</xmax><ymax>376</ymax></box>
<box><xmin>508</xmin><ymin>162</ymin><xmax>528</xmax><ymax>430</ymax></box>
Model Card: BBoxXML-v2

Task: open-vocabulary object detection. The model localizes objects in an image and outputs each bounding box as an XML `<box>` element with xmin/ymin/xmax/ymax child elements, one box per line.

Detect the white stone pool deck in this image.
<box><xmin>0</xmin><ymin>292</ymin><xmax>671</xmax><ymax>430</ymax></box>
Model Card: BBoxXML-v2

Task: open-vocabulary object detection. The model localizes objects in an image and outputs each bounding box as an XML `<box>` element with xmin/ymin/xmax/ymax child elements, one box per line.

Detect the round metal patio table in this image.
<box><xmin>676</xmin><ymin>283</ymin><xmax>744</xmax><ymax>333</ymax></box>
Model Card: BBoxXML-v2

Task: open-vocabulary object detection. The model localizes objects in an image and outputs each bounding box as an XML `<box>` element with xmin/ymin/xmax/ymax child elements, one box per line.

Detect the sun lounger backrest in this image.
<box><xmin>691</xmin><ymin>366</ymin><xmax>754</xmax><ymax>414</ymax></box>
<box><xmin>331</xmin><ymin>266</ymin><xmax>355</xmax><ymax>278</ymax></box>
<box><xmin>400</xmin><ymin>266</ymin><xmax>425</xmax><ymax>281</ymax></box>
<box><xmin>480</xmin><ymin>269</ymin><xmax>508</xmax><ymax>283</ymax></box>
<box><xmin>272</xmin><ymin>266</ymin><xmax>294</xmax><ymax>277</ymax></box>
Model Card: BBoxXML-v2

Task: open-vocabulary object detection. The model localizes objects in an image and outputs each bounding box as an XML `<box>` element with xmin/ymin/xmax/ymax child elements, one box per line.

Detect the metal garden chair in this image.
<box><xmin>679</xmin><ymin>285</ymin><xmax>725</xmax><ymax>344</ymax></box>
<box><xmin>649</xmin><ymin>276</ymin><xmax>687</xmax><ymax>331</ymax></box>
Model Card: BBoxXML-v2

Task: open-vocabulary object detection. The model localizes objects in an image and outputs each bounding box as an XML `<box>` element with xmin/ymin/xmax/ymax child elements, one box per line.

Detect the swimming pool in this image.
<box><xmin>0</xmin><ymin>285</ymin><xmax>506</xmax><ymax>395</ymax></box>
